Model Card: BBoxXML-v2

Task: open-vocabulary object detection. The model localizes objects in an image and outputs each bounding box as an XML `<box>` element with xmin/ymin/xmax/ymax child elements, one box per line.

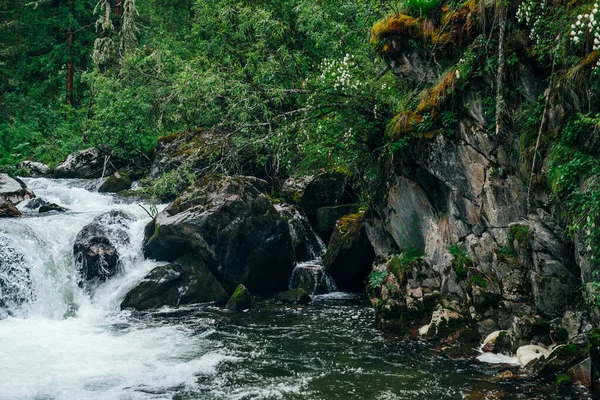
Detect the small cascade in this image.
<box><xmin>276</xmin><ymin>204</ymin><xmax>338</xmax><ymax>294</ymax></box>
<box><xmin>289</xmin><ymin>262</ymin><xmax>337</xmax><ymax>295</ymax></box>
<box><xmin>0</xmin><ymin>236</ymin><xmax>33</xmax><ymax>319</ymax></box>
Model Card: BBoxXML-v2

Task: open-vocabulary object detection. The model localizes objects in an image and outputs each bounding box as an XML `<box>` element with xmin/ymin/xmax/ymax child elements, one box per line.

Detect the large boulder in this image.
<box><xmin>282</xmin><ymin>171</ymin><xmax>348</xmax><ymax>221</ymax></box>
<box><xmin>0</xmin><ymin>173</ymin><xmax>35</xmax><ymax>204</ymax></box>
<box><xmin>121</xmin><ymin>254</ymin><xmax>228</xmax><ymax>310</ymax></box>
<box><xmin>54</xmin><ymin>148</ymin><xmax>113</xmax><ymax>179</ymax></box>
<box><xmin>0</xmin><ymin>236</ymin><xmax>33</xmax><ymax>318</ymax></box>
<box><xmin>145</xmin><ymin>175</ymin><xmax>294</xmax><ymax>294</ymax></box>
<box><xmin>18</xmin><ymin>161</ymin><xmax>51</xmax><ymax>177</ymax></box>
<box><xmin>74</xmin><ymin>210</ymin><xmax>134</xmax><ymax>287</ymax></box>
<box><xmin>0</xmin><ymin>197</ymin><xmax>21</xmax><ymax>218</ymax></box>
<box><xmin>324</xmin><ymin>210</ymin><xmax>375</xmax><ymax>291</ymax></box>
<box><xmin>98</xmin><ymin>172</ymin><xmax>132</xmax><ymax>193</ymax></box>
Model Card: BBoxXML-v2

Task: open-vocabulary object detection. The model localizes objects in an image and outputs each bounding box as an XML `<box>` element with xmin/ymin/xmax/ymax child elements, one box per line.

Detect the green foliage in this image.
<box><xmin>508</xmin><ymin>224</ymin><xmax>532</xmax><ymax>248</ymax></box>
<box><xmin>449</xmin><ymin>243</ymin><xmax>473</xmax><ymax>278</ymax></box>
<box><xmin>387</xmin><ymin>249</ymin><xmax>423</xmax><ymax>279</ymax></box>
<box><xmin>368</xmin><ymin>270</ymin><xmax>389</xmax><ymax>289</ymax></box>
<box><xmin>403</xmin><ymin>0</ymin><xmax>442</xmax><ymax>17</ymax></box>
<box><xmin>547</xmin><ymin>114</ymin><xmax>600</xmax><ymax>264</ymax></box>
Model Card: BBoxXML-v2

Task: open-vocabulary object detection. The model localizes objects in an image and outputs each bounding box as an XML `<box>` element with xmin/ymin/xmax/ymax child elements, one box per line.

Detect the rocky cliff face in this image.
<box><xmin>358</xmin><ymin>1</ymin><xmax>598</xmax><ymax>362</ymax></box>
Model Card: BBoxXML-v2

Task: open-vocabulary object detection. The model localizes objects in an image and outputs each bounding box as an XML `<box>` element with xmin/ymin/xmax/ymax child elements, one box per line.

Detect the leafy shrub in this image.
<box><xmin>368</xmin><ymin>270</ymin><xmax>389</xmax><ymax>289</ymax></box>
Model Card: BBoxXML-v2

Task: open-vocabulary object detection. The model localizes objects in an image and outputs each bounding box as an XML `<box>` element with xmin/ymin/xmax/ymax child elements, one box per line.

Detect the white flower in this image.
<box><xmin>455</xmin><ymin>70</ymin><xmax>460</xmax><ymax>79</ymax></box>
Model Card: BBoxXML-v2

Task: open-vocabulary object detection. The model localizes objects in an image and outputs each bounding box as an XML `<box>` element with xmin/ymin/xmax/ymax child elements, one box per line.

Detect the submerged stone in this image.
<box><xmin>274</xmin><ymin>289</ymin><xmax>311</xmax><ymax>305</ymax></box>
<box><xmin>98</xmin><ymin>172</ymin><xmax>132</xmax><ymax>193</ymax></box>
<box><xmin>225</xmin><ymin>284</ymin><xmax>252</xmax><ymax>311</ymax></box>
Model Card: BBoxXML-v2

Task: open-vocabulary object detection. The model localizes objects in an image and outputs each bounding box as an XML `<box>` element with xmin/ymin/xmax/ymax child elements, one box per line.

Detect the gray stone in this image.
<box><xmin>54</xmin><ymin>148</ymin><xmax>111</xmax><ymax>179</ymax></box>
<box><xmin>18</xmin><ymin>161</ymin><xmax>51</xmax><ymax>177</ymax></box>
<box><xmin>0</xmin><ymin>174</ymin><xmax>35</xmax><ymax>205</ymax></box>
<box><xmin>74</xmin><ymin>210</ymin><xmax>135</xmax><ymax>287</ymax></box>
<box><xmin>274</xmin><ymin>289</ymin><xmax>311</xmax><ymax>305</ymax></box>
<box><xmin>39</xmin><ymin>203</ymin><xmax>68</xmax><ymax>214</ymax></box>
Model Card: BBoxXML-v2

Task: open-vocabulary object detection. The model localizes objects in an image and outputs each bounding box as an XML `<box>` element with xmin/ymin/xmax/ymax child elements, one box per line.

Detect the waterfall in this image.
<box><xmin>0</xmin><ymin>178</ymin><xmax>229</xmax><ymax>399</ymax></box>
<box><xmin>276</xmin><ymin>204</ymin><xmax>338</xmax><ymax>295</ymax></box>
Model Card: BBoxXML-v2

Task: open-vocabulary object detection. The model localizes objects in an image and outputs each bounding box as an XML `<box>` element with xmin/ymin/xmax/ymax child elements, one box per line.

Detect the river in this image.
<box><xmin>0</xmin><ymin>178</ymin><xmax>584</xmax><ymax>399</ymax></box>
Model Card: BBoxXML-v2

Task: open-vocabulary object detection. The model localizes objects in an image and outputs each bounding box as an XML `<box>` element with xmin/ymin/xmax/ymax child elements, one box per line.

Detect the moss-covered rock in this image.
<box><xmin>315</xmin><ymin>203</ymin><xmax>360</xmax><ymax>239</ymax></box>
<box><xmin>274</xmin><ymin>289</ymin><xmax>311</xmax><ymax>305</ymax></box>
<box><xmin>121</xmin><ymin>254</ymin><xmax>228</xmax><ymax>310</ymax></box>
<box><xmin>98</xmin><ymin>172</ymin><xmax>132</xmax><ymax>193</ymax></box>
<box><xmin>225</xmin><ymin>284</ymin><xmax>252</xmax><ymax>311</ymax></box>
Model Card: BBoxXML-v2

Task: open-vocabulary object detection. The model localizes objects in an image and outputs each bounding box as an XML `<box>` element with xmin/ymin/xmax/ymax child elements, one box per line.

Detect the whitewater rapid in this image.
<box><xmin>0</xmin><ymin>178</ymin><xmax>229</xmax><ymax>400</ymax></box>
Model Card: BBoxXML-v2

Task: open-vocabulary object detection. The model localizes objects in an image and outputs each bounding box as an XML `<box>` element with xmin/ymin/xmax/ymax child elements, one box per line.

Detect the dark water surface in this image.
<box><xmin>138</xmin><ymin>293</ymin><xmax>574</xmax><ymax>400</ymax></box>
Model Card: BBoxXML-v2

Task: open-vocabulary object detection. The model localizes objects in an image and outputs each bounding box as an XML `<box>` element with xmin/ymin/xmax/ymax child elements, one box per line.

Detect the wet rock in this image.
<box><xmin>25</xmin><ymin>198</ymin><xmax>49</xmax><ymax>210</ymax></box>
<box><xmin>535</xmin><ymin>344</ymin><xmax>587</xmax><ymax>376</ymax></box>
<box><xmin>98</xmin><ymin>172</ymin><xmax>132</xmax><ymax>193</ymax></box>
<box><xmin>480</xmin><ymin>330</ymin><xmax>507</xmax><ymax>353</ymax></box>
<box><xmin>225</xmin><ymin>284</ymin><xmax>252</xmax><ymax>311</ymax></box>
<box><xmin>425</xmin><ymin>303</ymin><xmax>465</xmax><ymax>340</ymax></box>
<box><xmin>276</xmin><ymin>204</ymin><xmax>324</xmax><ymax>262</ymax></box>
<box><xmin>274</xmin><ymin>289</ymin><xmax>311</xmax><ymax>305</ymax></box>
<box><xmin>54</xmin><ymin>148</ymin><xmax>111</xmax><ymax>179</ymax></box>
<box><xmin>0</xmin><ymin>197</ymin><xmax>21</xmax><ymax>218</ymax></box>
<box><xmin>18</xmin><ymin>161</ymin><xmax>51</xmax><ymax>177</ymax></box>
<box><xmin>0</xmin><ymin>173</ymin><xmax>35</xmax><ymax>205</ymax></box>
<box><xmin>562</xmin><ymin>311</ymin><xmax>592</xmax><ymax>345</ymax></box>
<box><xmin>39</xmin><ymin>203</ymin><xmax>68</xmax><ymax>213</ymax></box>
<box><xmin>289</xmin><ymin>263</ymin><xmax>335</xmax><ymax>295</ymax></box>
<box><xmin>282</xmin><ymin>171</ymin><xmax>347</xmax><ymax>221</ymax></box>
<box><xmin>121</xmin><ymin>254</ymin><xmax>228</xmax><ymax>310</ymax></box>
<box><xmin>145</xmin><ymin>175</ymin><xmax>294</xmax><ymax>295</ymax></box>
<box><xmin>324</xmin><ymin>211</ymin><xmax>375</xmax><ymax>291</ymax></box>
<box><xmin>74</xmin><ymin>210</ymin><xmax>135</xmax><ymax>287</ymax></box>
<box><xmin>0</xmin><ymin>237</ymin><xmax>32</xmax><ymax>318</ymax></box>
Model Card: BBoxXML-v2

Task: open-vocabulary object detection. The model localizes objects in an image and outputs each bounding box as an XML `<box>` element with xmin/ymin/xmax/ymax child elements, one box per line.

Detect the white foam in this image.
<box><xmin>476</xmin><ymin>352</ymin><xmax>520</xmax><ymax>365</ymax></box>
<box><xmin>0</xmin><ymin>178</ymin><xmax>230</xmax><ymax>399</ymax></box>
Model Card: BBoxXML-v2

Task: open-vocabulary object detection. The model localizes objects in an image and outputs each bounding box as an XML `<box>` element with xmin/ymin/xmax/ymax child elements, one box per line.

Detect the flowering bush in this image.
<box><xmin>569</xmin><ymin>3</ymin><xmax>600</xmax><ymax>70</ymax></box>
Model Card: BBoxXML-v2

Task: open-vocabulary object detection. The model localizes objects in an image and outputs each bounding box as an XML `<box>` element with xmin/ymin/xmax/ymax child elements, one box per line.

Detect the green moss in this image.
<box><xmin>265</xmin><ymin>194</ymin><xmax>284</xmax><ymax>204</ymax></box>
<box><xmin>509</xmin><ymin>224</ymin><xmax>532</xmax><ymax>248</ymax></box>
<box><xmin>588</xmin><ymin>328</ymin><xmax>600</xmax><ymax>347</ymax></box>
<box><xmin>336</xmin><ymin>211</ymin><xmax>365</xmax><ymax>245</ymax></box>
<box><xmin>469</xmin><ymin>273</ymin><xmax>489</xmax><ymax>288</ymax></box>
<box><xmin>556</xmin><ymin>373</ymin><xmax>572</xmax><ymax>387</ymax></box>
<box><xmin>386</xmin><ymin>250</ymin><xmax>423</xmax><ymax>281</ymax></box>
<box><xmin>555</xmin><ymin>328</ymin><xmax>569</xmax><ymax>342</ymax></box>
<box><xmin>449</xmin><ymin>243</ymin><xmax>473</xmax><ymax>279</ymax></box>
